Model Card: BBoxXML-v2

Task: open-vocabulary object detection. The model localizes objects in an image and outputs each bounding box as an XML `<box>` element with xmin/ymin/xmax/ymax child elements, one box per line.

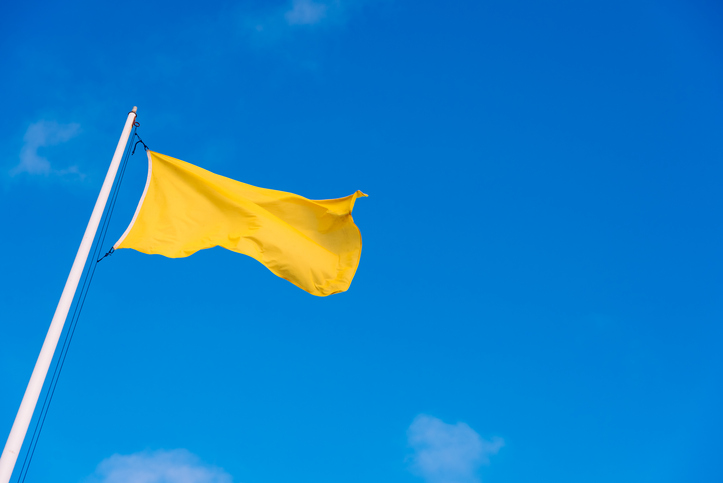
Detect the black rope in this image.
<box><xmin>95</xmin><ymin>128</ymin><xmax>139</xmax><ymax>260</ymax></box>
<box><xmin>97</xmin><ymin>247</ymin><xmax>115</xmax><ymax>263</ymax></box>
<box><xmin>16</xmin><ymin>125</ymin><xmax>139</xmax><ymax>483</ymax></box>
<box><xmin>132</xmin><ymin>132</ymin><xmax>148</xmax><ymax>155</ymax></box>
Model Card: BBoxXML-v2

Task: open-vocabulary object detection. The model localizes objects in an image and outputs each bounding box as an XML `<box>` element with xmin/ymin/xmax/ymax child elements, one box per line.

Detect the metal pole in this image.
<box><xmin>0</xmin><ymin>107</ymin><xmax>138</xmax><ymax>483</ymax></box>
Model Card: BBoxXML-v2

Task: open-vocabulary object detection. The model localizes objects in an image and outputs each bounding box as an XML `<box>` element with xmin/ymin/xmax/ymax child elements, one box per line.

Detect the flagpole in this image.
<box><xmin>0</xmin><ymin>107</ymin><xmax>138</xmax><ymax>483</ymax></box>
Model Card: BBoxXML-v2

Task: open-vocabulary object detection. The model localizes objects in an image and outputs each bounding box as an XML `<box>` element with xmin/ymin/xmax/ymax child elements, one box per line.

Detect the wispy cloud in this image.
<box><xmin>407</xmin><ymin>414</ymin><xmax>504</xmax><ymax>483</ymax></box>
<box><xmin>285</xmin><ymin>0</ymin><xmax>329</xmax><ymax>25</ymax></box>
<box><xmin>87</xmin><ymin>449</ymin><xmax>233</xmax><ymax>483</ymax></box>
<box><xmin>248</xmin><ymin>0</ymin><xmax>368</xmax><ymax>38</ymax></box>
<box><xmin>11</xmin><ymin>120</ymin><xmax>82</xmax><ymax>177</ymax></box>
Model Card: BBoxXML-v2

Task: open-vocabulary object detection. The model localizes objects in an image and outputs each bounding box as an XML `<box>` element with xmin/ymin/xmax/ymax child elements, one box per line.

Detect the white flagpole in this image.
<box><xmin>0</xmin><ymin>107</ymin><xmax>138</xmax><ymax>483</ymax></box>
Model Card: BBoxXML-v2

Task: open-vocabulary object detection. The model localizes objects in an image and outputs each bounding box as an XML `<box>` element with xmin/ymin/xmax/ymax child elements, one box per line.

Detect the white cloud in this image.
<box><xmin>11</xmin><ymin>120</ymin><xmax>81</xmax><ymax>177</ymax></box>
<box><xmin>407</xmin><ymin>414</ymin><xmax>504</xmax><ymax>483</ymax></box>
<box><xmin>285</xmin><ymin>0</ymin><xmax>329</xmax><ymax>25</ymax></box>
<box><xmin>248</xmin><ymin>0</ymin><xmax>364</xmax><ymax>36</ymax></box>
<box><xmin>87</xmin><ymin>449</ymin><xmax>233</xmax><ymax>483</ymax></box>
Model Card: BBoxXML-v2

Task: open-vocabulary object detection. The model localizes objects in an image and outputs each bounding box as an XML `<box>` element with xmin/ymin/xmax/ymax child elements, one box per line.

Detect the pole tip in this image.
<box><xmin>131</xmin><ymin>106</ymin><xmax>137</xmax><ymax>113</ymax></box>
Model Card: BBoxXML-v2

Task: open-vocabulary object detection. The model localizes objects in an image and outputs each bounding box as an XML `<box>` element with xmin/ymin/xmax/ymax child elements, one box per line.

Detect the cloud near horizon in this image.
<box><xmin>11</xmin><ymin>120</ymin><xmax>82</xmax><ymax>177</ymax></box>
<box><xmin>407</xmin><ymin>414</ymin><xmax>504</xmax><ymax>483</ymax></box>
<box><xmin>86</xmin><ymin>449</ymin><xmax>233</xmax><ymax>483</ymax></box>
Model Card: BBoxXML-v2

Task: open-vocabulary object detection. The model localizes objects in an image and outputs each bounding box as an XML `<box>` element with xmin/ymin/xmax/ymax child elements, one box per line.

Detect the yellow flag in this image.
<box><xmin>115</xmin><ymin>151</ymin><xmax>366</xmax><ymax>296</ymax></box>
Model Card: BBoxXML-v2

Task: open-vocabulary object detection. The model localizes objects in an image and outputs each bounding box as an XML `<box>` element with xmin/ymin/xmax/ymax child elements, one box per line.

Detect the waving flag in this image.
<box><xmin>115</xmin><ymin>151</ymin><xmax>366</xmax><ymax>296</ymax></box>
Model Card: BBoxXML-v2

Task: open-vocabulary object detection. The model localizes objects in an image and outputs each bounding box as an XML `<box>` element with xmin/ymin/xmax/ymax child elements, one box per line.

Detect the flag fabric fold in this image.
<box><xmin>115</xmin><ymin>151</ymin><xmax>366</xmax><ymax>296</ymax></box>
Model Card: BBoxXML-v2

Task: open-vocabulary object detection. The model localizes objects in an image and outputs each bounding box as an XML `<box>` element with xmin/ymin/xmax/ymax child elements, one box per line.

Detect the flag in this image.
<box><xmin>114</xmin><ymin>151</ymin><xmax>366</xmax><ymax>296</ymax></box>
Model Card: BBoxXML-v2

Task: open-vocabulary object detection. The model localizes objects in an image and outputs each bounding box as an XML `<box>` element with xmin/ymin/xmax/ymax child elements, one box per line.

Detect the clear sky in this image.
<box><xmin>1</xmin><ymin>1</ymin><xmax>722</xmax><ymax>482</ymax></box>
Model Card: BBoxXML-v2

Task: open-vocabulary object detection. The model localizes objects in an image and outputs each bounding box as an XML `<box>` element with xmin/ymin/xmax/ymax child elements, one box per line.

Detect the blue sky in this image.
<box><xmin>1</xmin><ymin>1</ymin><xmax>722</xmax><ymax>482</ymax></box>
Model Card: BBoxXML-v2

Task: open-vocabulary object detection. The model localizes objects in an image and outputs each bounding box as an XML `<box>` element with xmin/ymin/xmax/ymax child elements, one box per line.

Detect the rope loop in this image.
<box><xmin>132</xmin><ymin>133</ymin><xmax>149</xmax><ymax>155</ymax></box>
<box><xmin>97</xmin><ymin>247</ymin><xmax>115</xmax><ymax>263</ymax></box>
